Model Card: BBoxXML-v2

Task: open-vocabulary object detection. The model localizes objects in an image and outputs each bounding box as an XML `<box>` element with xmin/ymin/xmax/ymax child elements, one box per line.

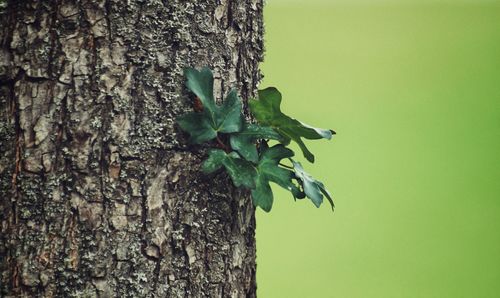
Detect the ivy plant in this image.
<box><xmin>177</xmin><ymin>67</ymin><xmax>336</xmax><ymax>212</ymax></box>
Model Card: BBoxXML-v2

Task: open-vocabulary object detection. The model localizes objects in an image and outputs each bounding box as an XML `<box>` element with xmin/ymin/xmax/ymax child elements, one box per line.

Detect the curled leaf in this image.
<box><xmin>292</xmin><ymin>160</ymin><xmax>334</xmax><ymax>210</ymax></box>
<box><xmin>249</xmin><ymin>87</ymin><xmax>335</xmax><ymax>162</ymax></box>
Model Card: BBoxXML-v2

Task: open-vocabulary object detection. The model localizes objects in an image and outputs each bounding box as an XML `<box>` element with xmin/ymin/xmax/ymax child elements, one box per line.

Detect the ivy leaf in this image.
<box><xmin>252</xmin><ymin>176</ymin><xmax>273</xmax><ymax>212</ymax></box>
<box><xmin>184</xmin><ymin>67</ymin><xmax>216</xmax><ymax>112</ymax></box>
<box><xmin>292</xmin><ymin>160</ymin><xmax>334</xmax><ymax>210</ymax></box>
<box><xmin>249</xmin><ymin>87</ymin><xmax>335</xmax><ymax>163</ymax></box>
<box><xmin>201</xmin><ymin>149</ymin><xmax>226</xmax><ymax>173</ymax></box>
<box><xmin>178</xmin><ymin>68</ymin><xmax>243</xmax><ymax>143</ymax></box>
<box><xmin>177</xmin><ymin>112</ymin><xmax>217</xmax><ymax>144</ymax></box>
<box><xmin>229</xmin><ymin>123</ymin><xmax>284</xmax><ymax>162</ymax></box>
<box><xmin>184</xmin><ymin>67</ymin><xmax>243</xmax><ymax>133</ymax></box>
<box><xmin>251</xmin><ymin>145</ymin><xmax>302</xmax><ymax>212</ymax></box>
<box><xmin>202</xmin><ymin>149</ymin><xmax>256</xmax><ymax>189</ymax></box>
<box><xmin>223</xmin><ymin>152</ymin><xmax>257</xmax><ymax>189</ymax></box>
<box><xmin>217</xmin><ymin>89</ymin><xmax>243</xmax><ymax>133</ymax></box>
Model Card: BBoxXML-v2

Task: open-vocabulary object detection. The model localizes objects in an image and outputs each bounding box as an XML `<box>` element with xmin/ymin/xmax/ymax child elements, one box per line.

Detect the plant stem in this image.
<box><xmin>216</xmin><ymin>135</ymin><xmax>230</xmax><ymax>152</ymax></box>
<box><xmin>279</xmin><ymin>162</ymin><xmax>294</xmax><ymax>170</ymax></box>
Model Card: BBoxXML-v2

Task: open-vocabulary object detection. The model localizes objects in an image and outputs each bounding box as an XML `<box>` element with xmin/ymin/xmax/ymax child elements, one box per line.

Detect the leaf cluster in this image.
<box><xmin>177</xmin><ymin>67</ymin><xmax>335</xmax><ymax>212</ymax></box>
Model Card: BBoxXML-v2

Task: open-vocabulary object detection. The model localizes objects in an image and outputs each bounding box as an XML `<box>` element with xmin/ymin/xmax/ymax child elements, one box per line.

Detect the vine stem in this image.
<box><xmin>216</xmin><ymin>135</ymin><xmax>231</xmax><ymax>153</ymax></box>
<box><xmin>279</xmin><ymin>162</ymin><xmax>294</xmax><ymax>170</ymax></box>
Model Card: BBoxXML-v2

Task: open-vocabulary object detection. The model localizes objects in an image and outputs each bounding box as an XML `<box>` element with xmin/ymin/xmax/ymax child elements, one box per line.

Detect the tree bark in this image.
<box><xmin>0</xmin><ymin>0</ymin><xmax>263</xmax><ymax>297</ymax></box>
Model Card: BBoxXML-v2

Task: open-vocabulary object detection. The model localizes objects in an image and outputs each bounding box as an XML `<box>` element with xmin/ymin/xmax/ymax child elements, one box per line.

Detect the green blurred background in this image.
<box><xmin>256</xmin><ymin>1</ymin><xmax>500</xmax><ymax>297</ymax></box>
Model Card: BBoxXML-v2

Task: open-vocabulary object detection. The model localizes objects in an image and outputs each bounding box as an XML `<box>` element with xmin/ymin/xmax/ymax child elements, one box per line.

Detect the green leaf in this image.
<box><xmin>177</xmin><ymin>112</ymin><xmax>217</xmax><ymax>144</ymax></box>
<box><xmin>251</xmin><ymin>145</ymin><xmax>302</xmax><ymax>212</ymax></box>
<box><xmin>202</xmin><ymin>150</ymin><xmax>257</xmax><ymax>189</ymax></box>
<box><xmin>201</xmin><ymin>146</ymin><xmax>301</xmax><ymax>212</ymax></box>
<box><xmin>184</xmin><ymin>67</ymin><xmax>216</xmax><ymax>113</ymax></box>
<box><xmin>217</xmin><ymin>89</ymin><xmax>243</xmax><ymax>133</ymax></box>
<box><xmin>184</xmin><ymin>67</ymin><xmax>243</xmax><ymax>133</ymax></box>
<box><xmin>223</xmin><ymin>152</ymin><xmax>257</xmax><ymax>188</ymax></box>
<box><xmin>292</xmin><ymin>160</ymin><xmax>334</xmax><ymax>210</ymax></box>
<box><xmin>202</xmin><ymin>149</ymin><xmax>227</xmax><ymax>173</ymax></box>
<box><xmin>249</xmin><ymin>87</ymin><xmax>335</xmax><ymax>163</ymax></box>
<box><xmin>178</xmin><ymin>68</ymin><xmax>243</xmax><ymax>143</ymax></box>
<box><xmin>252</xmin><ymin>176</ymin><xmax>273</xmax><ymax>212</ymax></box>
<box><xmin>229</xmin><ymin>123</ymin><xmax>284</xmax><ymax>162</ymax></box>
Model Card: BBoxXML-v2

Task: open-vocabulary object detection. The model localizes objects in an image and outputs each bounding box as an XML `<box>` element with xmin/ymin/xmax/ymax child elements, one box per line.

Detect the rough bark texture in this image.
<box><xmin>0</xmin><ymin>0</ymin><xmax>263</xmax><ymax>297</ymax></box>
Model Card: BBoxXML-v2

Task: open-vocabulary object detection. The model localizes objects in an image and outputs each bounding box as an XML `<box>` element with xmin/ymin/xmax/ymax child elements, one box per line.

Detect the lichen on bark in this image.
<box><xmin>0</xmin><ymin>0</ymin><xmax>264</xmax><ymax>297</ymax></box>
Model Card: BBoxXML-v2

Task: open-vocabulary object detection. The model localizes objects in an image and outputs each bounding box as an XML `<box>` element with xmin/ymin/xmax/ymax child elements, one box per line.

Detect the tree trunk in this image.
<box><xmin>0</xmin><ymin>1</ymin><xmax>263</xmax><ymax>297</ymax></box>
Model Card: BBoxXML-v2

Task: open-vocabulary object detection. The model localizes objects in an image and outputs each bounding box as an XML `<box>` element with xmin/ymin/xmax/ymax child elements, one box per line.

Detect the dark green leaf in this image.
<box><xmin>317</xmin><ymin>180</ymin><xmax>334</xmax><ymax>211</ymax></box>
<box><xmin>185</xmin><ymin>67</ymin><xmax>243</xmax><ymax>133</ymax></box>
<box><xmin>216</xmin><ymin>89</ymin><xmax>243</xmax><ymax>134</ymax></box>
<box><xmin>229</xmin><ymin>123</ymin><xmax>284</xmax><ymax>162</ymax></box>
<box><xmin>177</xmin><ymin>112</ymin><xmax>217</xmax><ymax>144</ymax></box>
<box><xmin>251</xmin><ymin>176</ymin><xmax>273</xmax><ymax>212</ymax></box>
<box><xmin>222</xmin><ymin>152</ymin><xmax>257</xmax><ymax>188</ymax></box>
<box><xmin>249</xmin><ymin>87</ymin><xmax>335</xmax><ymax>162</ymax></box>
<box><xmin>184</xmin><ymin>67</ymin><xmax>216</xmax><ymax>113</ymax></box>
<box><xmin>250</xmin><ymin>145</ymin><xmax>302</xmax><ymax>212</ymax></box>
<box><xmin>292</xmin><ymin>160</ymin><xmax>334</xmax><ymax>210</ymax></box>
<box><xmin>202</xmin><ymin>149</ymin><xmax>227</xmax><ymax>173</ymax></box>
<box><xmin>202</xmin><ymin>149</ymin><xmax>256</xmax><ymax>189</ymax></box>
